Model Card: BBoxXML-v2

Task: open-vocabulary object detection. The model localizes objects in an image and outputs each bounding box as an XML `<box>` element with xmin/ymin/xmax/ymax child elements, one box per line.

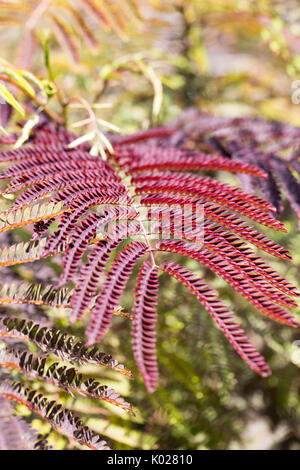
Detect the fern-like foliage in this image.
<box><xmin>132</xmin><ymin>261</ymin><xmax>159</xmax><ymax>393</ymax></box>
<box><xmin>169</xmin><ymin>109</ymin><xmax>300</xmax><ymax>226</ymax></box>
<box><xmin>0</xmin><ymin>0</ymin><xmax>142</xmax><ymax>64</ymax></box>
<box><xmin>0</xmin><ymin>315</ymin><xmax>134</xmax><ymax>449</ymax></box>
<box><xmin>0</xmin><ymin>118</ymin><xmax>299</xmax><ymax>392</ymax></box>
<box><xmin>0</xmin><ymin>396</ymin><xmax>51</xmax><ymax>450</ymax></box>
<box><xmin>0</xmin><ymin>347</ymin><xmax>132</xmax><ymax>412</ymax></box>
<box><xmin>0</xmin><ymin>315</ymin><xmax>132</xmax><ymax>377</ymax></box>
<box><xmin>0</xmin><ymin>380</ymin><xmax>110</xmax><ymax>449</ymax></box>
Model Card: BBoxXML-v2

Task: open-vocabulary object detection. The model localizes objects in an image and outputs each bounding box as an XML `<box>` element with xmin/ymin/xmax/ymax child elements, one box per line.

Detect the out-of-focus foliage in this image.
<box><xmin>2</xmin><ymin>1</ymin><xmax>300</xmax><ymax>129</ymax></box>
<box><xmin>0</xmin><ymin>0</ymin><xmax>142</xmax><ymax>64</ymax></box>
<box><xmin>0</xmin><ymin>0</ymin><xmax>300</xmax><ymax>451</ymax></box>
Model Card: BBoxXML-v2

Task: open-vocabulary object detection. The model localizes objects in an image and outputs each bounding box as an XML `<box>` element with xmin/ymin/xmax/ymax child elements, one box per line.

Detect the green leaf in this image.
<box><xmin>43</xmin><ymin>36</ymin><xmax>54</xmax><ymax>81</ymax></box>
<box><xmin>0</xmin><ymin>61</ymin><xmax>35</xmax><ymax>98</ymax></box>
<box><xmin>0</xmin><ymin>83</ymin><xmax>25</xmax><ymax>117</ymax></box>
<box><xmin>0</xmin><ymin>125</ymin><xmax>9</xmax><ymax>136</ymax></box>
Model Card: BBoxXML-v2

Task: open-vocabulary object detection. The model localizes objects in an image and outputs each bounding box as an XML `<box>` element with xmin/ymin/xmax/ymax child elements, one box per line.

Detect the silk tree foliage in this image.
<box><xmin>0</xmin><ymin>0</ymin><xmax>300</xmax><ymax>452</ymax></box>
<box><xmin>0</xmin><ymin>313</ymin><xmax>134</xmax><ymax>450</ymax></box>
<box><xmin>0</xmin><ymin>118</ymin><xmax>298</xmax><ymax>397</ymax></box>
<box><xmin>169</xmin><ymin>109</ymin><xmax>300</xmax><ymax>226</ymax></box>
<box><xmin>0</xmin><ymin>0</ymin><xmax>142</xmax><ymax>65</ymax></box>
